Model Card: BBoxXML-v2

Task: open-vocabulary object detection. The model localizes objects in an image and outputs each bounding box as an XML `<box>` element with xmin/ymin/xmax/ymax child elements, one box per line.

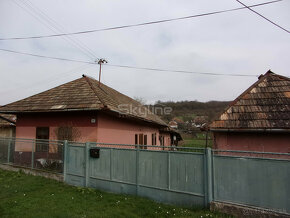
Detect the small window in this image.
<box><xmin>159</xmin><ymin>135</ymin><xmax>165</xmax><ymax>150</ymax></box>
<box><xmin>139</xmin><ymin>134</ymin><xmax>144</xmax><ymax>145</ymax></box>
<box><xmin>152</xmin><ymin>133</ymin><xmax>156</xmax><ymax>145</ymax></box>
<box><xmin>135</xmin><ymin>134</ymin><xmax>138</xmax><ymax>145</ymax></box>
<box><xmin>144</xmin><ymin>135</ymin><xmax>147</xmax><ymax>149</ymax></box>
<box><xmin>36</xmin><ymin>127</ymin><xmax>49</xmax><ymax>152</ymax></box>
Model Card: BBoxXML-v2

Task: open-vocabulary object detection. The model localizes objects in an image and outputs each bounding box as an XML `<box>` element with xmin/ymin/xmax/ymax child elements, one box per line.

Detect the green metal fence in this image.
<box><xmin>0</xmin><ymin>137</ymin><xmax>289</xmax><ymax>215</ymax></box>
<box><xmin>64</xmin><ymin>142</ymin><xmax>209</xmax><ymax>207</ymax></box>
<box><xmin>63</xmin><ymin>141</ymin><xmax>290</xmax><ymax>214</ymax></box>
<box><xmin>212</xmin><ymin>150</ymin><xmax>290</xmax><ymax>214</ymax></box>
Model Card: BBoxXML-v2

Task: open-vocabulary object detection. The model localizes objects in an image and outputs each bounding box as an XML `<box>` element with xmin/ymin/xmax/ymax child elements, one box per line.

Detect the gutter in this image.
<box><xmin>210</xmin><ymin>128</ymin><xmax>290</xmax><ymax>133</ymax></box>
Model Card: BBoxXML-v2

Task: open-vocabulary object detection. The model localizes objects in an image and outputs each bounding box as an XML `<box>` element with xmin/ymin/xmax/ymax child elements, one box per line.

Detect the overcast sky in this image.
<box><xmin>0</xmin><ymin>0</ymin><xmax>289</xmax><ymax>105</ymax></box>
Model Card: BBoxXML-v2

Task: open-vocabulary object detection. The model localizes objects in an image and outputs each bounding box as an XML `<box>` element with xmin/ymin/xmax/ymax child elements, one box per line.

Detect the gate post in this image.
<box><xmin>63</xmin><ymin>140</ymin><xmax>68</xmax><ymax>182</ymax></box>
<box><xmin>85</xmin><ymin>142</ymin><xmax>90</xmax><ymax>187</ymax></box>
<box><xmin>206</xmin><ymin>147</ymin><xmax>213</xmax><ymax>205</ymax></box>
<box><xmin>136</xmin><ymin>144</ymin><xmax>140</xmax><ymax>196</ymax></box>
<box><xmin>7</xmin><ymin>139</ymin><xmax>11</xmax><ymax>163</ymax></box>
<box><xmin>31</xmin><ymin>140</ymin><xmax>35</xmax><ymax>169</ymax></box>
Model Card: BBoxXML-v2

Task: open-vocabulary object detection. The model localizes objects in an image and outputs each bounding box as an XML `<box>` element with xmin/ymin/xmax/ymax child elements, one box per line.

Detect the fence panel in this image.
<box><xmin>65</xmin><ymin>143</ymin><xmax>86</xmax><ymax>186</ymax></box>
<box><xmin>89</xmin><ymin>148</ymin><xmax>111</xmax><ymax>180</ymax></box>
<box><xmin>0</xmin><ymin>138</ymin><xmax>63</xmax><ymax>173</ymax></box>
<box><xmin>88</xmin><ymin>147</ymin><xmax>137</xmax><ymax>195</ymax></box>
<box><xmin>111</xmin><ymin>149</ymin><xmax>136</xmax><ymax>184</ymax></box>
<box><xmin>139</xmin><ymin>150</ymin><xmax>168</xmax><ymax>189</ymax></box>
<box><xmin>0</xmin><ymin>138</ymin><xmax>10</xmax><ymax>163</ymax></box>
<box><xmin>213</xmin><ymin>154</ymin><xmax>290</xmax><ymax>214</ymax></box>
<box><xmin>170</xmin><ymin>152</ymin><xmax>204</xmax><ymax>194</ymax></box>
<box><xmin>64</xmin><ymin>143</ymin><xmax>207</xmax><ymax>207</ymax></box>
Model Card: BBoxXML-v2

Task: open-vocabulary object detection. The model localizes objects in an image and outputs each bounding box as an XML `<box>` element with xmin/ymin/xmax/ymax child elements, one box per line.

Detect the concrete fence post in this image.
<box><xmin>31</xmin><ymin>140</ymin><xmax>35</xmax><ymax>169</ymax></box>
<box><xmin>206</xmin><ymin>147</ymin><xmax>213</xmax><ymax>205</ymax></box>
<box><xmin>168</xmin><ymin>151</ymin><xmax>171</xmax><ymax>190</ymax></box>
<box><xmin>85</xmin><ymin>142</ymin><xmax>90</xmax><ymax>187</ymax></box>
<box><xmin>7</xmin><ymin>140</ymin><xmax>11</xmax><ymax>163</ymax></box>
<box><xmin>136</xmin><ymin>144</ymin><xmax>140</xmax><ymax>196</ymax></box>
<box><xmin>110</xmin><ymin>148</ymin><xmax>112</xmax><ymax>180</ymax></box>
<box><xmin>63</xmin><ymin>140</ymin><xmax>68</xmax><ymax>182</ymax></box>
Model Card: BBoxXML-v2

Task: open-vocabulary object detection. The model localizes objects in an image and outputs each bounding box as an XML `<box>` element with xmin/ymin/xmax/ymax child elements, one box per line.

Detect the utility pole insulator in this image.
<box><xmin>96</xmin><ymin>59</ymin><xmax>108</xmax><ymax>87</ymax></box>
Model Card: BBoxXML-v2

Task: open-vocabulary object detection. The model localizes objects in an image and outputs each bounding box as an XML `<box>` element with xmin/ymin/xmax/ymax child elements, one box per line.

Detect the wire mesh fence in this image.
<box><xmin>212</xmin><ymin>149</ymin><xmax>290</xmax><ymax>160</ymax></box>
<box><xmin>0</xmin><ymin>138</ymin><xmax>64</xmax><ymax>173</ymax></box>
<box><xmin>89</xmin><ymin>142</ymin><xmax>206</xmax><ymax>154</ymax></box>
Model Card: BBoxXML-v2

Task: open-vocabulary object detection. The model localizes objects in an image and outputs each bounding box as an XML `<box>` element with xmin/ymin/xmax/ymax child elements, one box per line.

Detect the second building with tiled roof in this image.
<box><xmin>210</xmin><ymin>70</ymin><xmax>290</xmax><ymax>155</ymax></box>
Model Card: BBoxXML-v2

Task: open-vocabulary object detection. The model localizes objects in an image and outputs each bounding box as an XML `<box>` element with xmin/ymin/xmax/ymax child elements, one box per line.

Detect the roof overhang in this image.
<box><xmin>0</xmin><ymin>108</ymin><xmax>100</xmax><ymax>114</ymax></box>
<box><xmin>0</xmin><ymin>106</ymin><xmax>168</xmax><ymax>128</ymax></box>
<box><xmin>104</xmin><ymin>108</ymin><xmax>168</xmax><ymax>128</ymax></box>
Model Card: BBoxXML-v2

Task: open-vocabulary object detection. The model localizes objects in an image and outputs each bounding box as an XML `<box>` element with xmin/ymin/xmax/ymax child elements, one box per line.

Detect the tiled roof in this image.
<box><xmin>0</xmin><ymin>114</ymin><xmax>16</xmax><ymax>127</ymax></box>
<box><xmin>0</xmin><ymin>75</ymin><xmax>167</xmax><ymax>126</ymax></box>
<box><xmin>210</xmin><ymin>70</ymin><xmax>290</xmax><ymax>130</ymax></box>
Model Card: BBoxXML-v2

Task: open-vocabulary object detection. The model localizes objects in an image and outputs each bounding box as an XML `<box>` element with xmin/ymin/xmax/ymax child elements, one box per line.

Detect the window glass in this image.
<box><xmin>36</xmin><ymin>127</ymin><xmax>49</xmax><ymax>152</ymax></box>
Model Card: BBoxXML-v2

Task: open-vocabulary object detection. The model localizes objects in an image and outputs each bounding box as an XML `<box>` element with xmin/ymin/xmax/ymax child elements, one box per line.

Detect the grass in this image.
<box><xmin>0</xmin><ymin>169</ymin><xmax>231</xmax><ymax>218</ymax></box>
<box><xmin>180</xmin><ymin>133</ymin><xmax>213</xmax><ymax>149</ymax></box>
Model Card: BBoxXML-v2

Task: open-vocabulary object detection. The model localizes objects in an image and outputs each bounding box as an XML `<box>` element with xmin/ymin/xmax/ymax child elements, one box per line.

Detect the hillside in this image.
<box><xmin>151</xmin><ymin>100</ymin><xmax>231</xmax><ymax>123</ymax></box>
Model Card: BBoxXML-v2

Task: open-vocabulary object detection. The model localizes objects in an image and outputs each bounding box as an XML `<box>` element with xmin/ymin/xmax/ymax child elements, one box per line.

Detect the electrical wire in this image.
<box><xmin>21</xmin><ymin>0</ymin><xmax>98</xmax><ymax>58</ymax></box>
<box><xmin>12</xmin><ymin>0</ymin><xmax>97</xmax><ymax>60</ymax></box>
<box><xmin>0</xmin><ymin>63</ymin><xmax>93</xmax><ymax>97</ymax></box>
<box><xmin>0</xmin><ymin>48</ymin><xmax>259</xmax><ymax>77</ymax></box>
<box><xmin>106</xmin><ymin>64</ymin><xmax>258</xmax><ymax>77</ymax></box>
<box><xmin>235</xmin><ymin>0</ymin><xmax>290</xmax><ymax>34</ymax></box>
<box><xmin>0</xmin><ymin>0</ymin><xmax>282</xmax><ymax>41</ymax></box>
<box><xmin>0</xmin><ymin>48</ymin><xmax>93</xmax><ymax>64</ymax></box>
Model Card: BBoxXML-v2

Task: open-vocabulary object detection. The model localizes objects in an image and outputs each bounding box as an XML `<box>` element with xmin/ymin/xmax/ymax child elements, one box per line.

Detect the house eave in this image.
<box><xmin>0</xmin><ymin>107</ymin><xmax>168</xmax><ymax>127</ymax></box>
<box><xmin>0</xmin><ymin>108</ymin><xmax>100</xmax><ymax>114</ymax></box>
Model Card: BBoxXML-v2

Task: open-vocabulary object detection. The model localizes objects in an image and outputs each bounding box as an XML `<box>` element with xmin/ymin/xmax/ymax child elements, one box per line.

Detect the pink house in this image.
<box><xmin>0</xmin><ymin>75</ymin><xmax>181</xmax><ymax>159</ymax></box>
<box><xmin>210</xmin><ymin>71</ymin><xmax>290</xmax><ymax>158</ymax></box>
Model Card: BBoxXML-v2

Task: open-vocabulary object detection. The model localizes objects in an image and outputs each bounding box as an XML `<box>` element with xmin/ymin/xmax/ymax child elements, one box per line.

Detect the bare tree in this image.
<box><xmin>134</xmin><ymin>96</ymin><xmax>147</xmax><ymax>105</ymax></box>
<box><xmin>54</xmin><ymin>122</ymin><xmax>81</xmax><ymax>141</ymax></box>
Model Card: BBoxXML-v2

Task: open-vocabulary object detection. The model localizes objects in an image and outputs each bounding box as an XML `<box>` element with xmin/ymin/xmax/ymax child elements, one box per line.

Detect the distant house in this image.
<box><xmin>168</xmin><ymin>120</ymin><xmax>178</xmax><ymax>129</ymax></box>
<box><xmin>192</xmin><ymin>116</ymin><xmax>208</xmax><ymax>128</ymax></box>
<box><xmin>0</xmin><ymin>113</ymin><xmax>16</xmax><ymax>138</ymax></box>
<box><xmin>210</xmin><ymin>70</ymin><xmax>290</xmax><ymax>155</ymax></box>
<box><xmin>0</xmin><ymin>114</ymin><xmax>16</xmax><ymax>162</ymax></box>
<box><xmin>0</xmin><ymin>75</ymin><xmax>181</xmax><ymax>158</ymax></box>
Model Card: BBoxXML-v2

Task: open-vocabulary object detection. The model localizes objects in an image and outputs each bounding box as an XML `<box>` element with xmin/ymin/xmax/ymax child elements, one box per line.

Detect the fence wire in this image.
<box><xmin>0</xmin><ymin>138</ymin><xmax>64</xmax><ymax>173</ymax></box>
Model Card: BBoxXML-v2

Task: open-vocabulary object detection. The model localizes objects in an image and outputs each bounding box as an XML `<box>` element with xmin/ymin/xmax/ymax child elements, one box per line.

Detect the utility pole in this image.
<box><xmin>96</xmin><ymin>59</ymin><xmax>108</xmax><ymax>87</ymax></box>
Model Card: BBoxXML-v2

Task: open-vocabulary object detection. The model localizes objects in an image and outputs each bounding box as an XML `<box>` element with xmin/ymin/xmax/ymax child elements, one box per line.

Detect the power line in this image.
<box><xmin>0</xmin><ymin>63</ymin><xmax>93</xmax><ymax>96</ymax></box>
<box><xmin>106</xmin><ymin>64</ymin><xmax>258</xmax><ymax>77</ymax></box>
<box><xmin>0</xmin><ymin>47</ymin><xmax>258</xmax><ymax>77</ymax></box>
<box><xmin>235</xmin><ymin>0</ymin><xmax>290</xmax><ymax>34</ymax></box>
<box><xmin>12</xmin><ymin>0</ymin><xmax>97</xmax><ymax>60</ymax></box>
<box><xmin>0</xmin><ymin>0</ymin><xmax>282</xmax><ymax>41</ymax></box>
<box><xmin>21</xmin><ymin>0</ymin><xmax>98</xmax><ymax>58</ymax></box>
<box><xmin>0</xmin><ymin>48</ymin><xmax>93</xmax><ymax>64</ymax></box>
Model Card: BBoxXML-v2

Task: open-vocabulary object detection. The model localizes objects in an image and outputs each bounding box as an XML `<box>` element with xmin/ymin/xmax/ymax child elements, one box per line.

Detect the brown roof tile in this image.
<box><xmin>211</xmin><ymin>70</ymin><xmax>290</xmax><ymax>130</ymax></box>
<box><xmin>0</xmin><ymin>75</ymin><xmax>166</xmax><ymax>126</ymax></box>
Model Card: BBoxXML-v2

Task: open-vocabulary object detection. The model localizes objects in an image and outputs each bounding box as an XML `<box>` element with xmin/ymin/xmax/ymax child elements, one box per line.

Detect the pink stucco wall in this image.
<box><xmin>15</xmin><ymin>111</ymin><xmax>170</xmax><ymax>151</ymax></box>
<box><xmin>213</xmin><ymin>131</ymin><xmax>290</xmax><ymax>156</ymax></box>
<box><xmin>96</xmin><ymin>113</ymin><xmax>170</xmax><ymax>147</ymax></box>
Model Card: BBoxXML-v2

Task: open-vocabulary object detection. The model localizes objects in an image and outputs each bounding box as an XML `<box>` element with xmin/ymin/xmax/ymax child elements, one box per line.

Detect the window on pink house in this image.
<box><xmin>144</xmin><ymin>135</ymin><xmax>147</xmax><ymax>149</ymax></box>
<box><xmin>36</xmin><ymin>127</ymin><xmax>49</xmax><ymax>152</ymax></box>
<box><xmin>152</xmin><ymin>133</ymin><xmax>156</xmax><ymax>145</ymax></box>
<box><xmin>159</xmin><ymin>135</ymin><xmax>165</xmax><ymax>150</ymax></box>
<box><xmin>134</xmin><ymin>134</ymin><xmax>148</xmax><ymax>149</ymax></box>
